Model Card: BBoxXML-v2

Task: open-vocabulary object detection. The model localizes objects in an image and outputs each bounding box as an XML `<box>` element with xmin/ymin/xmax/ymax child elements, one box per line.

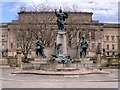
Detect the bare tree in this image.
<box><xmin>11</xmin><ymin>5</ymin><xmax>56</xmax><ymax>62</ymax></box>
<box><xmin>32</xmin><ymin>3</ymin><xmax>54</xmax><ymax>12</ymax></box>
<box><xmin>13</xmin><ymin>21</ymin><xmax>36</xmax><ymax>62</ymax></box>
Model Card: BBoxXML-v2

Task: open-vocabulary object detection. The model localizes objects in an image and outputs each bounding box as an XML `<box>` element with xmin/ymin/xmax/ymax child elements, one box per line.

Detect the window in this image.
<box><xmin>16</xmin><ymin>44</ymin><xmax>20</xmax><ymax>48</ymax></box>
<box><xmin>91</xmin><ymin>30</ymin><xmax>95</xmax><ymax>40</ymax></box>
<box><xmin>2</xmin><ymin>35</ymin><xmax>5</xmax><ymax>40</ymax></box>
<box><xmin>103</xmin><ymin>48</ymin><xmax>105</xmax><ymax>52</ymax></box>
<box><xmin>106</xmin><ymin>36</ymin><xmax>109</xmax><ymax>41</ymax></box>
<box><xmin>79</xmin><ymin>32</ymin><xmax>82</xmax><ymax>39</ymax></box>
<box><xmin>2</xmin><ymin>35</ymin><xmax>5</xmax><ymax>37</ymax></box>
<box><xmin>92</xmin><ymin>43</ymin><xmax>95</xmax><ymax>51</ymax></box>
<box><xmin>51</xmin><ymin>28</ymin><xmax>54</xmax><ymax>30</ymax></box>
<box><xmin>112</xmin><ymin>52</ymin><xmax>115</xmax><ymax>55</ymax></box>
<box><xmin>111</xmin><ymin>36</ymin><xmax>115</xmax><ymax>41</ymax></box>
<box><xmin>107</xmin><ymin>52</ymin><xmax>109</xmax><ymax>55</ymax></box>
<box><xmin>107</xmin><ymin>44</ymin><xmax>109</xmax><ymax>50</ymax></box>
<box><xmin>112</xmin><ymin>44</ymin><xmax>115</xmax><ymax>50</ymax></box>
<box><xmin>11</xmin><ymin>43</ymin><xmax>13</xmax><ymax>49</ymax></box>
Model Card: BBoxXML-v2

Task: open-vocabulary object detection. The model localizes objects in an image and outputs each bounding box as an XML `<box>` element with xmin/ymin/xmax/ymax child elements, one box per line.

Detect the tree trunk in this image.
<box><xmin>23</xmin><ymin>54</ymin><xmax>29</xmax><ymax>63</ymax></box>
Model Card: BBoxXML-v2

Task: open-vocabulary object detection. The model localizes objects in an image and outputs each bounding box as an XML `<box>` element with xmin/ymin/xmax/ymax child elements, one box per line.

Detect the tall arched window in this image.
<box><xmin>91</xmin><ymin>29</ymin><xmax>95</xmax><ymax>40</ymax></box>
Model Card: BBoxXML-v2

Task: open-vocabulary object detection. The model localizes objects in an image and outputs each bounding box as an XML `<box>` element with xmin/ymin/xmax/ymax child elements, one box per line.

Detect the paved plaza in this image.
<box><xmin>0</xmin><ymin>67</ymin><xmax>119</xmax><ymax>88</ymax></box>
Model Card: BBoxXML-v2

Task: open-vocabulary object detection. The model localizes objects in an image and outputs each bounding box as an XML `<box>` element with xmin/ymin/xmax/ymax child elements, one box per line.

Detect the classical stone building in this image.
<box><xmin>0</xmin><ymin>23</ymin><xmax>9</xmax><ymax>57</ymax></box>
<box><xmin>0</xmin><ymin>10</ymin><xmax>119</xmax><ymax>58</ymax></box>
<box><xmin>102</xmin><ymin>24</ymin><xmax>119</xmax><ymax>56</ymax></box>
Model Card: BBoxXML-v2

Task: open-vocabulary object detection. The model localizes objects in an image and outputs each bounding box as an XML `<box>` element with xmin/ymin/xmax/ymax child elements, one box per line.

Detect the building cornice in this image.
<box><xmin>18</xmin><ymin>11</ymin><xmax>93</xmax><ymax>15</ymax></box>
<box><xmin>0</xmin><ymin>23</ymin><xmax>8</xmax><ymax>28</ymax></box>
<box><xmin>103</xmin><ymin>23</ymin><xmax>120</xmax><ymax>28</ymax></box>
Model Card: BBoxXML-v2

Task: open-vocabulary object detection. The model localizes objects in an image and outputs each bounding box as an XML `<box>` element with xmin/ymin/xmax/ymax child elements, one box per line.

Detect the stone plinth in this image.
<box><xmin>80</xmin><ymin>58</ymin><xmax>93</xmax><ymax>64</ymax></box>
<box><xmin>56</xmin><ymin>31</ymin><xmax>67</xmax><ymax>55</ymax></box>
<box><xmin>34</xmin><ymin>57</ymin><xmax>49</xmax><ymax>61</ymax></box>
<box><xmin>12</xmin><ymin>69</ymin><xmax>110</xmax><ymax>76</ymax></box>
<box><xmin>96</xmin><ymin>54</ymin><xmax>101</xmax><ymax>67</ymax></box>
<box><xmin>29</xmin><ymin>58</ymin><xmax>49</xmax><ymax>70</ymax></box>
<box><xmin>79</xmin><ymin>58</ymin><xmax>95</xmax><ymax>68</ymax></box>
<box><xmin>30</xmin><ymin>58</ymin><xmax>48</xmax><ymax>66</ymax></box>
<box><xmin>17</xmin><ymin>50</ymin><xmax>22</xmax><ymax>67</ymax></box>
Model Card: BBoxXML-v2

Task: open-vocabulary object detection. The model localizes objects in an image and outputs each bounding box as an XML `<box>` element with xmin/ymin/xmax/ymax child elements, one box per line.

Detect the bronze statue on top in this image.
<box><xmin>55</xmin><ymin>8</ymin><xmax>68</xmax><ymax>31</ymax></box>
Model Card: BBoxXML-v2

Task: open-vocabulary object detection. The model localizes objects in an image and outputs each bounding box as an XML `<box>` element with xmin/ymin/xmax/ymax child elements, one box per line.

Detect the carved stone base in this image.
<box><xmin>56</xmin><ymin>31</ymin><xmax>67</xmax><ymax>55</ymax></box>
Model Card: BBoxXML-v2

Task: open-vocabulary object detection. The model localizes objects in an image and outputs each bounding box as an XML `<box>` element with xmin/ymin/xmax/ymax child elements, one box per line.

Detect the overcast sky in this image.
<box><xmin>1</xmin><ymin>0</ymin><xmax>119</xmax><ymax>23</ymax></box>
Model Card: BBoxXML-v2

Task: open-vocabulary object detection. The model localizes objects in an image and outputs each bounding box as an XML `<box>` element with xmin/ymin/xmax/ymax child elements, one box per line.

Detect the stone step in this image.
<box><xmin>56</xmin><ymin>67</ymin><xmax>79</xmax><ymax>71</ymax></box>
<box><xmin>29</xmin><ymin>57</ymin><xmax>97</xmax><ymax>70</ymax></box>
<box><xmin>81</xmin><ymin>60</ymin><xmax>93</xmax><ymax>62</ymax></box>
<box><xmin>74</xmin><ymin>58</ymin><xmax>89</xmax><ymax>60</ymax></box>
<box><xmin>31</xmin><ymin>60</ymin><xmax>48</xmax><ymax>62</ymax></box>
<box><xmin>30</xmin><ymin>61</ymin><xmax>47</xmax><ymax>64</ymax></box>
<box><xmin>74</xmin><ymin>58</ymin><xmax>90</xmax><ymax>61</ymax></box>
<box><xmin>29</xmin><ymin>58</ymin><xmax>48</xmax><ymax>66</ymax></box>
<box><xmin>29</xmin><ymin>60</ymin><xmax>48</xmax><ymax>70</ymax></box>
<box><xmin>34</xmin><ymin>58</ymin><xmax>50</xmax><ymax>61</ymax></box>
<box><xmin>78</xmin><ymin>58</ymin><xmax>96</xmax><ymax>68</ymax></box>
<box><xmin>78</xmin><ymin>58</ymin><xmax>93</xmax><ymax>64</ymax></box>
<box><xmin>81</xmin><ymin>62</ymin><xmax>93</xmax><ymax>64</ymax></box>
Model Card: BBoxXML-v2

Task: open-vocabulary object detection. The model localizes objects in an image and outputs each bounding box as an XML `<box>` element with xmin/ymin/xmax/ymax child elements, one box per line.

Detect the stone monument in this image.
<box><xmin>79</xmin><ymin>37</ymin><xmax>94</xmax><ymax>68</ymax></box>
<box><xmin>55</xmin><ymin>8</ymin><xmax>68</xmax><ymax>55</ymax></box>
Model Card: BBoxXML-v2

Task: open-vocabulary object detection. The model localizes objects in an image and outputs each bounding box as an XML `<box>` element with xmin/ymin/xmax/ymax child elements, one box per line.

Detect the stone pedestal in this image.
<box><xmin>79</xmin><ymin>58</ymin><xmax>94</xmax><ymax>68</ymax></box>
<box><xmin>56</xmin><ymin>31</ymin><xmax>67</xmax><ymax>55</ymax></box>
<box><xmin>17</xmin><ymin>50</ymin><xmax>22</xmax><ymax>67</ymax></box>
<box><xmin>96</xmin><ymin>53</ymin><xmax>101</xmax><ymax>67</ymax></box>
<box><xmin>29</xmin><ymin>57</ymin><xmax>49</xmax><ymax>70</ymax></box>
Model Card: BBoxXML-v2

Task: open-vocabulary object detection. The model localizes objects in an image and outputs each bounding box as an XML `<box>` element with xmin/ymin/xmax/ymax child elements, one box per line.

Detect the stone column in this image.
<box><xmin>56</xmin><ymin>33</ymin><xmax>62</xmax><ymax>44</ymax></box>
<box><xmin>97</xmin><ymin>53</ymin><xmax>101</xmax><ymax>67</ymax></box>
<box><xmin>62</xmin><ymin>33</ymin><xmax>67</xmax><ymax>55</ymax></box>
<box><xmin>17</xmin><ymin>50</ymin><xmax>22</xmax><ymax>67</ymax></box>
<box><xmin>56</xmin><ymin>31</ymin><xmax>67</xmax><ymax>55</ymax></box>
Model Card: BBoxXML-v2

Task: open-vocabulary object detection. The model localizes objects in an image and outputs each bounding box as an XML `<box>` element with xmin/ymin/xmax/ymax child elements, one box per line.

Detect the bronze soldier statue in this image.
<box><xmin>80</xmin><ymin>37</ymin><xmax>88</xmax><ymax>58</ymax></box>
<box><xmin>35</xmin><ymin>37</ymin><xmax>46</xmax><ymax>58</ymax></box>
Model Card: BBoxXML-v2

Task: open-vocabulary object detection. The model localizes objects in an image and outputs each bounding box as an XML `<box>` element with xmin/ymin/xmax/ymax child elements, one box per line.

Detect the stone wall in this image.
<box><xmin>18</xmin><ymin>12</ymin><xmax>93</xmax><ymax>23</ymax></box>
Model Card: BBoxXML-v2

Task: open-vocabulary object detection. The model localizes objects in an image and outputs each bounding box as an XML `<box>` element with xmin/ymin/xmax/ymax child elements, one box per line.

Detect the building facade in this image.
<box><xmin>0</xmin><ymin>23</ymin><xmax>9</xmax><ymax>57</ymax></box>
<box><xmin>0</xmin><ymin>10</ymin><xmax>119</xmax><ymax>58</ymax></box>
<box><xmin>102</xmin><ymin>24</ymin><xmax>119</xmax><ymax>56</ymax></box>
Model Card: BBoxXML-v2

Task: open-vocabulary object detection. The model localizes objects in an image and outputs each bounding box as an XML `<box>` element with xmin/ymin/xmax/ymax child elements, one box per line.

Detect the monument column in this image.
<box><xmin>62</xmin><ymin>32</ymin><xmax>67</xmax><ymax>55</ymax></box>
<box><xmin>56</xmin><ymin>33</ymin><xmax>62</xmax><ymax>44</ymax></box>
<box><xmin>56</xmin><ymin>31</ymin><xmax>67</xmax><ymax>55</ymax></box>
<box><xmin>55</xmin><ymin>8</ymin><xmax>68</xmax><ymax>56</ymax></box>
